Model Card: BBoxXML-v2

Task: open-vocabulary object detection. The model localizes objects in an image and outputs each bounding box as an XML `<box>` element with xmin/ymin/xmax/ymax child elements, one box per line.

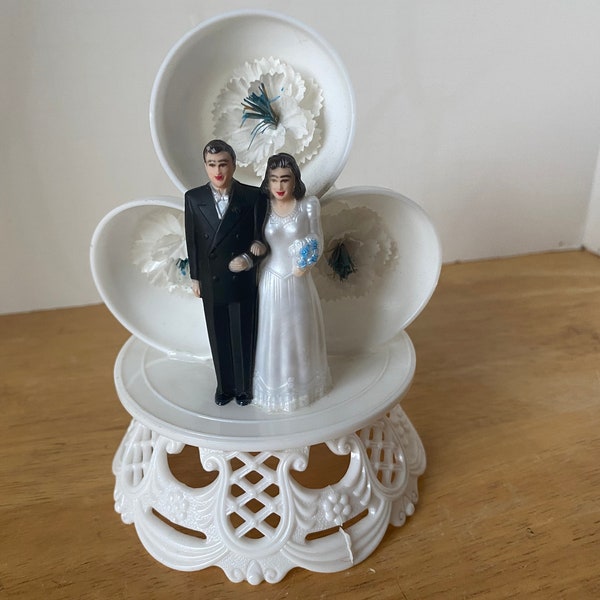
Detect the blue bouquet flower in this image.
<box><xmin>297</xmin><ymin>238</ymin><xmax>319</xmax><ymax>269</ymax></box>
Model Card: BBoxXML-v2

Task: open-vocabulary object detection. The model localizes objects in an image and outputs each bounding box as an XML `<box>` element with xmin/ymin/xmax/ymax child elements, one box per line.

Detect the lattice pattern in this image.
<box><xmin>359</xmin><ymin>417</ymin><xmax>405</xmax><ymax>487</ymax></box>
<box><xmin>227</xmin><ymin>452</ymin><xmax>282</xmax><ymax>539</ymax></box>
<box><xmin>121</xmin><ymin>422</ymin><xmax>157</xmax><ymax>487</ymax></box>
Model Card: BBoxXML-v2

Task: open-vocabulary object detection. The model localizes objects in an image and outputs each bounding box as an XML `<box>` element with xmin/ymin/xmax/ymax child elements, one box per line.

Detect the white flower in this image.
<box><xmin>322</xmin><ymin>490</ymin><xmax>352</xmax><ymax>525</ymax></box>
<box><xmin>131</xmin><ymin>209</ymin><xmax>191</xmax><ymax>295</ymax></box>
<box><xmin>213</xmin><ymin>57</ymin><xmax>323</xmax><ymax>177</ymax></box>
<box><xmin>313</xmin><ymin>203</ymin><xmax>398</xmax><ymax>301</ymax></box>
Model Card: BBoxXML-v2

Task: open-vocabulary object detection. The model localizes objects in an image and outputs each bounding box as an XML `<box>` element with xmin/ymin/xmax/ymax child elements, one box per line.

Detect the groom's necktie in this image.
<box><xmin>215</xmin><ymin>194</ymin><xmax>229</xmax><ymax>219</ymax></box>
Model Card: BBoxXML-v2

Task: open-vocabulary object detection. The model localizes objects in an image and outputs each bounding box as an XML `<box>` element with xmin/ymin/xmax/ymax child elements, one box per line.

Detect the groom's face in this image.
<box><xmin>204</xmin><ymin>151</ymin><xmax>235</xmax><ymax>193</ymax></box>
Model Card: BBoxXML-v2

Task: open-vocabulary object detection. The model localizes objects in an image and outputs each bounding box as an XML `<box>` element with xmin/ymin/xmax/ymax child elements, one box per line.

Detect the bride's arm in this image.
<box><xmin>292</xmin><ymin>197</ymin><xmax>324</xmax><ymax>277</ymax></box>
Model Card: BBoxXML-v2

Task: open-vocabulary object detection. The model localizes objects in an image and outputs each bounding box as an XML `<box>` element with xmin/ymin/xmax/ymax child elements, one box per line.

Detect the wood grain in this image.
<box><xmin>2</xmin><ymin>250</ymin><xmax>599</xmax><ymax>599</ymax></box>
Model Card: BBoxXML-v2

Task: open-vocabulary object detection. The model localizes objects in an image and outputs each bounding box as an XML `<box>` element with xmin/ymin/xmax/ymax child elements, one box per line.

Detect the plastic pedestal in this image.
<box><xmin>112</xmin><ymin>333</ymin><xmax>425</xmax><ymax>584</ymax></box>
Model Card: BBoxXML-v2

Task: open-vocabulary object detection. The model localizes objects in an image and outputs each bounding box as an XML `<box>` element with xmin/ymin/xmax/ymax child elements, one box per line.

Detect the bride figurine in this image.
<box><xmin>253</xmin><ymin>153</ymin><xmax>331</xmax><ymax>412</ymax></box>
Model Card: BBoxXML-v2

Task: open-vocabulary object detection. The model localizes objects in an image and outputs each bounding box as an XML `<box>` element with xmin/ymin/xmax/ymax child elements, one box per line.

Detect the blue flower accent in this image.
<box><xmin>326</xmin><ymin>241</ymin><xmax>356</xmax><ymax>281</ymax></box>
<box><xmin>176</xmin><ymin>258</ymin><xmax>189</xmax><ymax>277</ymax></box>
<box><xmin>241</xmin><ymin>82</ymin><xmax>280</xmax><ymax>149</ymax></box>
<box><xmin>297</xmin><ymin>238</ymin><xmax>319</xmax><ymax>269</ymax></box>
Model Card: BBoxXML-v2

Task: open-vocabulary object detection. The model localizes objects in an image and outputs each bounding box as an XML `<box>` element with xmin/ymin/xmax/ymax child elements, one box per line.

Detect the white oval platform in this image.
<box><xmin>114</xmin><ymin>332</ymin><xmax>415</xmax><ymax>451</ymax></box>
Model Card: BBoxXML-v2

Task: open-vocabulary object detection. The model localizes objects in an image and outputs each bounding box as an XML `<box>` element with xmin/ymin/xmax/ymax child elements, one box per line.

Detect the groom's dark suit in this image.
<box><xmin>184</xmin><ymin>180</ymin><xmax>267</xmax><ymax>399</ymax></box>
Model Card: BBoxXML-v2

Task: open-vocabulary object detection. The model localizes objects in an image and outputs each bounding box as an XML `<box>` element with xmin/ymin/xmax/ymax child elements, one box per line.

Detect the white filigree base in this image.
<box><xmin>113</xmin><ymin>404</ymin><xmax>425</xmax><ymax>584</ymax></box>
<box><xmin>111</xmin><ymin>331</ymin><xmax>425</xmax><ymax>583</ymax></box>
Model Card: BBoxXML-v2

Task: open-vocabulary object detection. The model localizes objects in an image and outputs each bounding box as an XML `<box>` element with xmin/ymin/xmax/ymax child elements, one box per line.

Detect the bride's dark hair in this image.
<box><xmin>261</xmin><ymin>153</ymin><xmax>307</xmax><ymax>199</ymax></box>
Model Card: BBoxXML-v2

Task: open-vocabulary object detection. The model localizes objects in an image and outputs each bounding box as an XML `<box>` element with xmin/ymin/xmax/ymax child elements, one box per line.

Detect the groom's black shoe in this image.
<box><xmin>215</xmin><ymin>390</ymin><xmax>235</xmax><ymax>406</ymax></box>
<box><xmin>236</xmin><ymin>393</ymin><xmax>252</xmax><ymax>406</ymax></box>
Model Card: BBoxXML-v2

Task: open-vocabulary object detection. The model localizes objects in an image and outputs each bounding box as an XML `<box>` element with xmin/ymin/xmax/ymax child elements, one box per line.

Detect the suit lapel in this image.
<box><xmin>195</xmin><ymin>185</ymin><xmax>221</xmax><ymax>233</ymax></box>
<box><xmin>212</xmin><ymin>181</ymin><xmax>250</xmax><ymax>249</ymax></box>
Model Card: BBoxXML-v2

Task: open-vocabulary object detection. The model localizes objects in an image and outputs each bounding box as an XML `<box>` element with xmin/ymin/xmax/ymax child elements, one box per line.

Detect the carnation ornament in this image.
<box><xmin>213</xmin><ymin>57</ymin><xmax>323</xmax><ymax>177</ymax></box>
<box><xmin>131</xmin><ymin>209</ymin><xmax>191</xmax><ymax>296</ymax></box>
<box><xmin>150</xmin><ymin>9</ymin><xmax>354</xmax><ymax>197</ymax></box>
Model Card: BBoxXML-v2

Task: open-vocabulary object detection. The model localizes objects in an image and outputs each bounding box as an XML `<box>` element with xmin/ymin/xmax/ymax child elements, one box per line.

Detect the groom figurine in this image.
<box><xmin>184</xmin><ymin>139</ymin><xmax>267</xmax><ymax>406</ymax></box>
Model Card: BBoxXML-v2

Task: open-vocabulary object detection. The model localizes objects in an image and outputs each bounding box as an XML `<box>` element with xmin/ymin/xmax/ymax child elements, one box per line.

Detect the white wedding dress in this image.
<box><xmin>253</xmin><ymin>196</ymin><xmax>331</xmax><ymax>412</ymax></box>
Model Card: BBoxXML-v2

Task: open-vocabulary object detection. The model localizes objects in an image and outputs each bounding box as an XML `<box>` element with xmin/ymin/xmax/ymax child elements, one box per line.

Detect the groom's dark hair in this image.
<box><xmin>203</xmin><ymin>139</ymin><xmax>236</xmax><ymax>164</ymax></box>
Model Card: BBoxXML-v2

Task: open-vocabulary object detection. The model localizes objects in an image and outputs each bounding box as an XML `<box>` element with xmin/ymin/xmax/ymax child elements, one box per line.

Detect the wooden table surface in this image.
<box><xmin>2</xmin><ymin>250</ymin><xmax>599</xmax><ymax>599</ymax></box>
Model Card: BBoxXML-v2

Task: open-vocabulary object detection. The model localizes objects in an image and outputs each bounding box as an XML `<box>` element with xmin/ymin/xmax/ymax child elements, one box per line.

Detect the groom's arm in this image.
<box><xmin>228</xmin><ymin>189</ymin><xmax>268</xmax><ymax>272</ymax></box>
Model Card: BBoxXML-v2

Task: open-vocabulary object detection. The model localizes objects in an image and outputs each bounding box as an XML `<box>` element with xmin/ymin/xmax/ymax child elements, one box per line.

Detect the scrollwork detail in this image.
<box><xmin>113</xmin><ymin>407</ymin><xmax>424</xmax><ymax>583</ymax></box>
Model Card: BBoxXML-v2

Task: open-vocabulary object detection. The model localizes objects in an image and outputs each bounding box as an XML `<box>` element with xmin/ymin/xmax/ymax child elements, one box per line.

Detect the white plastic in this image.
<box><xmin>149</xmin><ymin>10</ymin><xmax>355</xmax><ymax>199</ymax></box>
<box><xmin>90</xmin><ymin>197</ymin><xmax>211</xmax><ymax>360</ymax></box>
<box><xmin>91</xmin><ymin>188</ymin><xmax>439</xmax><ymax>581</ymax></box>
<box><xmin>114</xmin><ymin>405</ymin><xmax>425</xmax><ymax>583</ymax></box>
<box><xmin>318</xmin><ymin>187</ymin><xmax>442</xmax><ymax>354</ymax></box>
<box><xmin>89</xmin><ymin>188</ymin><xmax>440</xmax><ymax>361</ymax></box>
<box><xmin>114</xmin><ymin>332</ymin><xmax>415</xmax><ymax>451</ymax></box>
<box><xmin>91</xmin><ymin>9</ymin><xmax>443</xmax><ymax>584</ymax></box>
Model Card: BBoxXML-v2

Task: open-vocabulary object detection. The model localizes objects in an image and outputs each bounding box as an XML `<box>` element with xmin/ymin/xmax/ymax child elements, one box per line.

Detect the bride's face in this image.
<box><xmin>269</xmin><ymin>167</ymin><xmax>295</xmax><ymax>202</ymax></box>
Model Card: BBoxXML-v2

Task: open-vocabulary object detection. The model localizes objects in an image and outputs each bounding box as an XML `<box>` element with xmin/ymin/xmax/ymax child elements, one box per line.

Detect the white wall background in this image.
<box><xmin>3</xmin><ymin>0</ymin><xmax>600</xmax><ymax>314</ymax></box>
